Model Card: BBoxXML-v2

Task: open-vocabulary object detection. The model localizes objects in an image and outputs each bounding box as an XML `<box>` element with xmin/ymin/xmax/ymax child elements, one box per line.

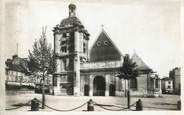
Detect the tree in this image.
<box><xmin>28</xmin><ymin>27</ymin><xmax>54</xmax><ymax>109</ymax></box>
<box><xmin>118</xmin><ymin>54</ymin><xmax>138</xmax><ymax>84</ymax></box>
<box><xmin>117</xmin><ymin>54</ymin><xmax>138</xmax><ymax>108</ymax></box>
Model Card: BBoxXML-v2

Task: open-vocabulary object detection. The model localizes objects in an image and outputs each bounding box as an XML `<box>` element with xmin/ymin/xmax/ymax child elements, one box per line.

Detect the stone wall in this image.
<box><xmin>137</xmin><ymin>74</ymin><xmax>148</xmax><ymax>96</ymax></box>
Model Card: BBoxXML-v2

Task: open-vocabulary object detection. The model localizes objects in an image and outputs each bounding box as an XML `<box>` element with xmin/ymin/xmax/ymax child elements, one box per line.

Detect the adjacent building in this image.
<box><xmin>5</xmin><ymin>55</ymin><xmax>53</xmax><ymax>89</ymax></box>
<box><xmin>52</xmin><ymin>3</ymin><xmax>161</xmax><ymax>97</ymax></box>
<box><xmin>169</xmin><ymin>67</ymin><xmax>181</xmax><ymax>94</ymax></box>
<box><xmin>161</xmin><ymin>77</ymin><xmax>173</xmax><ymax>94</ymax></box>
<box><xmin>5</xmin><ymin>55</ymin><xmax>34</xmax><ymax>88</ymax></box>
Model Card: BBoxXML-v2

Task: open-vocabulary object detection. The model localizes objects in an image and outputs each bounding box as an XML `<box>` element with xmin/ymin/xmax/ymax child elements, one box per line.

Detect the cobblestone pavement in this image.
<box><xmin>5</xmin><ymin>93</ymin><xmax>180</xmax><ymax>111</ymax></box>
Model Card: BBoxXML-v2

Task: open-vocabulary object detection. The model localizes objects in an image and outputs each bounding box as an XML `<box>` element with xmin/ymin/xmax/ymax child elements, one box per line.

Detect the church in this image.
<box><xmin>52</xmin><ymin>3</ymin><xmax>162</xmax><ymax>97</ymax></box>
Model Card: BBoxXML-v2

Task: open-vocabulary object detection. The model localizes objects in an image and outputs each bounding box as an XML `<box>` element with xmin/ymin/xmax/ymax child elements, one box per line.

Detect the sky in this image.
<box><xmin>3</xmin><ymin>0</ymin><xmax>181</xmax><ymax>77</ymax></box>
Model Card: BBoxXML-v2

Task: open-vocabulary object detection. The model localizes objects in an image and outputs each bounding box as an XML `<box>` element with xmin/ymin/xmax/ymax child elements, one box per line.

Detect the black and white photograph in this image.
<box><xmin>0</xmin><ymin>0</ymin><xmax>182</xmax><ymax>113</ymax></box>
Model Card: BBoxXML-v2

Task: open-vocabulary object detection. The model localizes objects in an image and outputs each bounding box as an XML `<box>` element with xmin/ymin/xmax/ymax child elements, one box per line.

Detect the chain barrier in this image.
<box><xmin>93</xmin><ymin>100</ymin><xmax>136</xmax><ymax>111</ymax></box>
<box><xmin>5</xmin><ymin>98</ymin><xmax>137</xmax><ymax>111</ymax></box>
<box><xmin>38</xmin><ymin>100</ymin><xmax>88</xmax><ymax>112</ymax></box>
<box><xmin>5</xmin><ymin>100</ymin><xmax>32</xmax><ymax>110</ymax></box>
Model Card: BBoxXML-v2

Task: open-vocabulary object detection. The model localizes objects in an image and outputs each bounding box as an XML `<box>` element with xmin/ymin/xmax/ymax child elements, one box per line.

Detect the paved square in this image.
<box><xmin>6</xmin><ymin>93</ymin><xmax>180</xmax><ymax>111</ymax></box>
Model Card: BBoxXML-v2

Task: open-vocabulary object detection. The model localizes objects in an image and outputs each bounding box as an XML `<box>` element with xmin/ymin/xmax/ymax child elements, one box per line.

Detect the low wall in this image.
<box><xmin>6</xmin><ymin>90</ymin><xmax>35</xmax><ymax>95</ymax></box>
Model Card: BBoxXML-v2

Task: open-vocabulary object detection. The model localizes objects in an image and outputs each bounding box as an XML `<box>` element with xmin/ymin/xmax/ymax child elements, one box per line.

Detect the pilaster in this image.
<box><xmin>115</xmin><ymin>76</ymin><xmax>119</xmax><ymax>96</ymax></box>
<box><xmin>89</xmin><ymin>75</ymin><xmax>93</xmax><ymax>96</ymax></box>
<box><xmin>73</xmin><ymin>31</ymin><xmax>80</xmax><ymax>96</ymax></box>
<box><xmin>105</xmin><ymin>74</ymin><xmax>109</xmax><ymax>96</ymax></box>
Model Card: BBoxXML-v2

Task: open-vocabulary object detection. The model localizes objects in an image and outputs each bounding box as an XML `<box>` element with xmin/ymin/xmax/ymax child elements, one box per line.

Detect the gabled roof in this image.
<box><xmin>91</xmin><ymin>29</ymin><xmax>122</xmax><ymax>55</ymax></box>
<box><xmin>90</xmin><ymin>29</ymin><xmax>122</xmax><ymax>62</ymax></box>
<box><xmin>131</xmin><ymin>53</ymin><xmax>152</xmax><ymax>71</ymax></box>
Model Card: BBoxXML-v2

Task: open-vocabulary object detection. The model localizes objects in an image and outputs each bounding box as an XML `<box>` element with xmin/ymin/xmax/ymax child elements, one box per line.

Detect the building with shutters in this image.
<box><xmin>5</xmin><ymin>55</ymin><xmax>35</xmax><ymax>91</ymax></box>
<box><xmin>52</xmin><ymin>3</ymin><xmax>162</xmax><ymax>97</ymax></box>
<box><xmin>161</xmin><ymin>77</ymin><xmax>174</xmax><ymax>94</ymax></box>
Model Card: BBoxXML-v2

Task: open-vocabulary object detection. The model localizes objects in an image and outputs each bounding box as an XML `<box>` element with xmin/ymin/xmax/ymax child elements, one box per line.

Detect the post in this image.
<box><xmin>87</xmin><ymin>99</ymin><xmax>94</xmax><ymax>111</ymax></box>
<box><xmin>42</xmin><ymin>71</ymin><xmax>45</xmax><ymax>109</ymax></box>
<box><xmin>136</xmin><ymin>99</ymin><xmax>143</xmax><ymax>111</ymax></box>
<box><xmin>125</xmin><ymin>80</ymin><xmax>127</xmax><ymax>97</ymax></box>
<box><xmin>127</xmin><ymin>90</ymin><xmax>130</xmax><ymax>108</ymax></box>
<box><xmin>177</xmin><ymin>100</ymin><xmax>181</xmax><ymax>110</ymax></box>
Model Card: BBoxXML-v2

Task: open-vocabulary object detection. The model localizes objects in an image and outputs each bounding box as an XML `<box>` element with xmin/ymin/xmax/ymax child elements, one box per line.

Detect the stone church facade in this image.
<box><xmin>53</xmin><ymin>3</ymin><xmax>162</xmax><ymax>97</ymax></box>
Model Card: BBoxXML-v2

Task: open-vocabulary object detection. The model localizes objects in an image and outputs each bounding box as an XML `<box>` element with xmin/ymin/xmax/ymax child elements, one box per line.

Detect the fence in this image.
<box><xmin>5</xmin><ymin>98</ymin><xmax>181</xmax><ymax>111</ymax></box>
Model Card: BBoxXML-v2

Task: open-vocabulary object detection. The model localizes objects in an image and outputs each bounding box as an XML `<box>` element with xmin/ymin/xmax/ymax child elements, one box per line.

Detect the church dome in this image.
<box><xmin>59</xmin><ymin>3</ymin><xmax>83</xmax><ymax>28</ymax></box>
<box><xmin>53</xmin><ymin>3</ymin><xmax>90</xmax><ymax>36</ymax></box>
<box><xmin>60</xmin><ymin>16</ymin><xmax>83</xmax><ymax>28</ymax></box>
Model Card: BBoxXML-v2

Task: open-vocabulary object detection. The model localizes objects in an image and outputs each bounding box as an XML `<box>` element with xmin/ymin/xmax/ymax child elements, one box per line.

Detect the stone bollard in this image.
<box><xmin>87</xmin><ymin>99</ymin><xmax>94</xmax><ymax>111</ymax></box>
<box><xmin>177</xmin><ymin>100</ymin><xmax>181</xmax><ymax>110</ymax></box>
<box><xmin>136</xmin><ymin>99</ymin><xmax>143</xmax><ymax>111</ymax></box>
<box><xmin>31</xmin><ymin>98</ymin><xmax>39</xmax><ymax>111</ymax></box>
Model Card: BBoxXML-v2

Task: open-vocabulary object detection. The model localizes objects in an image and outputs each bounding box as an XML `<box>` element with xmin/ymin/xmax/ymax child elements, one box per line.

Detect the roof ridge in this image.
<box><xmin>132</xmin><ymin>53</ymin><xmax>151</xmax><ymax>71</ymax></box>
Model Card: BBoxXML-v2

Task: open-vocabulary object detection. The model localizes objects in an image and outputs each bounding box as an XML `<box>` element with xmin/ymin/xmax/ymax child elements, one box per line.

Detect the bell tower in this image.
<box><xmin>53</xmin><ymin>3</ymin><xmax>90</xmax><ymax>96</ymax></box>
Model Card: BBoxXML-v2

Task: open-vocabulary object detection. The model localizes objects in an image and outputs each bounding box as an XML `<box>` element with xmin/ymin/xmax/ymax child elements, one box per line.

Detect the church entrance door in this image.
<box><xmin>109</xmin><ymin>84</ymin><xmax>115</xmax><ymax>96</ymax></box>
<box><xmin>84</xmin><ymin>85</ymin><xmax>89</xmax><ymax>96</ymax></box>
<box><xmin>93</xmin><ymin>76</ymin><xmax>105</xmax><ymax>96</ymax></box>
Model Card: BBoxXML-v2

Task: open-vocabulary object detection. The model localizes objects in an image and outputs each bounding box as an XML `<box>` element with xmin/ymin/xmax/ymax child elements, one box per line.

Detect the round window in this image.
<box><xmin>104</xmin><ymin>40</ymin><xmax>109</xmax><ymax>45</ymax></box>
<box><xmin>96</xmin><ymin>41</ymin><xmax>101</xmax><ymax>46</ymax></box>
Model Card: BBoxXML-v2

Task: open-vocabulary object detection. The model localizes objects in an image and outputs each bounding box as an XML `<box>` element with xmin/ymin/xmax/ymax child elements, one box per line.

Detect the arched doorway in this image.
<box><xmin>93</xmin><ymin>76</ymin><xmax>105</xmax><ymax>96</ymax></box>
<box><xmin>84</xmin><ymin>85</ymin><xmax>89</xmax><ymax>96</ymax></box>
<box><xmin>109</xmin><ymin>84</ymin><xmax>115</xmax><ymax>96</ymax></box>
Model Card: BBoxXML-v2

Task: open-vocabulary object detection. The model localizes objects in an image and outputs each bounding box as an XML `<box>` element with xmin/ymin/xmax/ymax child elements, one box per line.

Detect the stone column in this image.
<box><xmin>89</xmin><ymin>75</ymin><xmax>93</xmax><ymax>96</ymax></box>
<box><xmin>153</xmin><ymin>79</ymin><xmax>155</xmax><ymax>89</ymax></box>
<box><xmin>159</xmin><ymin>79</ymin><xmax>162</xmax><ymax>95</ymax></box>
<box><xmin>153</xmin><ymin>78</ymin><xmax>155</xmax><ymax>95</ymax></box>
<box><xmin>115</xmin><ymin>77</ymin><xmax>119</xmax><ymax>96</ymax></box>
<box><xmin>53</xmin><ymin>75</ymin><xmax>61</xmax><ymax>95</ymax></box>
<box><xmin>105</xmin><ymin>75</ymin><xmax>109</xmax><ymax>96</ymax></box>
<box><xmin>73</xmin><ymin>31</ymin><xmax>80</xmax><ymax>96</ymax></box>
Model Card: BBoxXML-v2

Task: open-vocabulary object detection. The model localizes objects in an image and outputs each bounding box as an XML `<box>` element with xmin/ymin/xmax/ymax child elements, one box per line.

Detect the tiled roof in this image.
<box><xmin>90</xmin><ymin>30</ymin><xmax>122</xmax><ymax>62</ymax></box>
<box><xmin>5</xmin><ymin>55</ymin><xmax>29</xmax><ymax>73</ymax></box>
<box><xmin>131</xmin><ymin>53</ymin><xmax>152</xmax><ymax>71</ymax></box>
